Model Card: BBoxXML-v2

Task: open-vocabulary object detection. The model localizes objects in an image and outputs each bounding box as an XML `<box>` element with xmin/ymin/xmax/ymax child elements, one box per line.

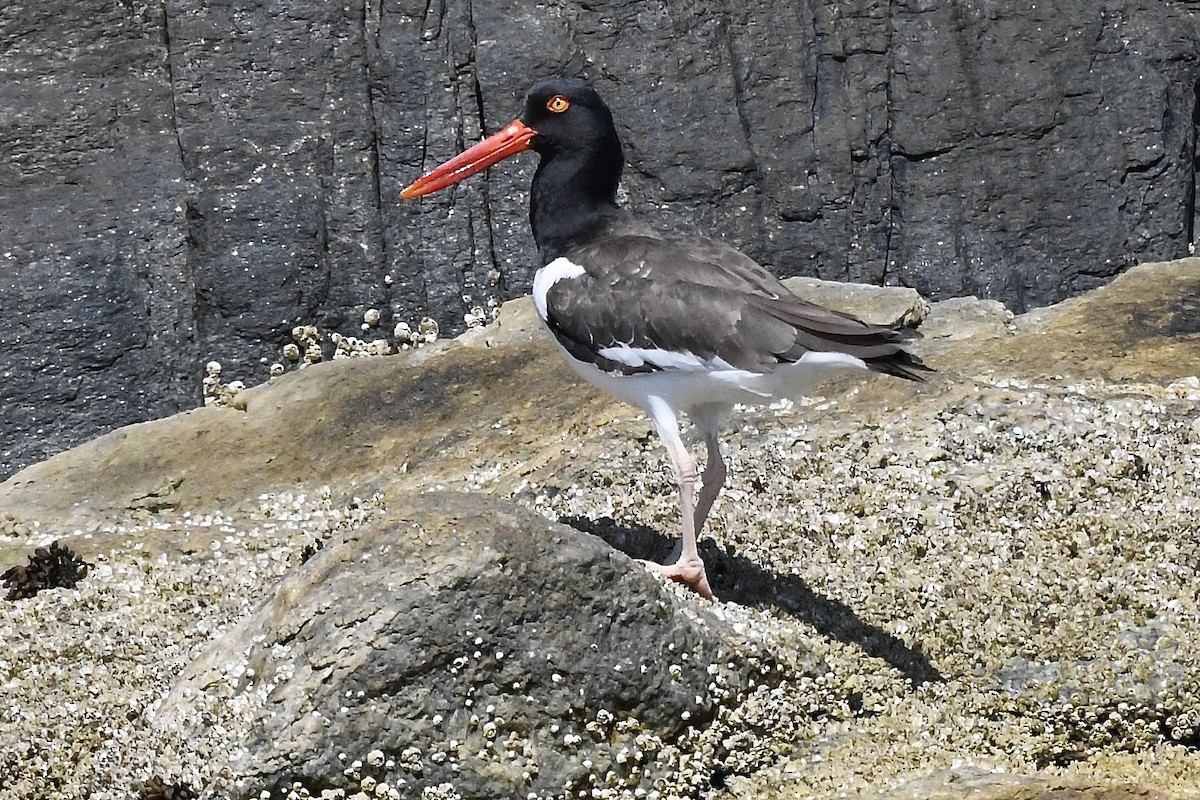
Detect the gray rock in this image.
<box><xmin>918</xmin><ymin>296</ymin><xmax>1014</xmax><ymax>355</ymax></box>
<box><xmin>152</xmin><ymin>492</ymin><xmax>766</xmax><ymax>798</ymax></box>
<box><xmin>852</xmin><ymin>769</ymin><xmax>1173</xmax><ymax>800</ymax></box>
<box><xmin>2</xmin><ymin>0</ymin><xmax>1198</xmax><ymax>481</ymax></box>
<box><xmin>781</xmin><ymin>277</ymin><xmax>929</xmax><ymax>328</ymax></box>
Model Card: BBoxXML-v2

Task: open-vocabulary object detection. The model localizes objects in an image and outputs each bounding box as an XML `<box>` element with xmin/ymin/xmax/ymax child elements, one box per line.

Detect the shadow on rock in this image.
<box><xmin>563</xmin><ymin>515</ymin><xmax>944</xmax><ymax>686</ymax></box>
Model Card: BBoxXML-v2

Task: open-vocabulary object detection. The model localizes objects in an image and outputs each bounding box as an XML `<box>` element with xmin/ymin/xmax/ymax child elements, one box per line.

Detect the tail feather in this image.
<box><xmin>755</xmin><ymin>293</ymin><xmax>933</xmax><ymax>382</ymax></box>
<box><xmin>865</xmin><ymin>347</ymin><xmax>932</xmax><ymax>382</ymax></box>
<box><xmin>789</xmin><ymin>322</ymin><xmax>932</xmax><ymax>382</ymax></box>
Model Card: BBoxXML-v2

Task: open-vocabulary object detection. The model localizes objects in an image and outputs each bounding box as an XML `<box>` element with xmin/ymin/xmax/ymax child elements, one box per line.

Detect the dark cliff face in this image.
<box><xmin>1</xmin><ymin>0</ymin><xmax>1198</xmax><ymax>480</ymax></box>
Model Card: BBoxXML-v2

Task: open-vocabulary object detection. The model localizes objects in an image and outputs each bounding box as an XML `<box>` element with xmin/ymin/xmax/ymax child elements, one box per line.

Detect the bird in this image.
<box><xmin>401</xmin><ymin>77</ymin><xmax>929</xmax><ymax>600</ymax></box>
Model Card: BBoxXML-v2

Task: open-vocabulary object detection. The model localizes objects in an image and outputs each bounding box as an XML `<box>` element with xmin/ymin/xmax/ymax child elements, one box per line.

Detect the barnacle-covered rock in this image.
<box><xmin>153</xmin><ymin>493</ymin><xmax>766</xmax><ymax>798</ymax></box>
<box><xmin>2</xmin><ymin>259</ymin><xmax>1200</xmax><ymax>798</ymax></box>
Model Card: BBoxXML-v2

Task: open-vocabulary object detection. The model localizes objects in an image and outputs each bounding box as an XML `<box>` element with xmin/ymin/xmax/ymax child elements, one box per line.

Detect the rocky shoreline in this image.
<box><xmin>1</xmin><ymin>260</ymin><xmax>1199</xmax><ymax>799</ymax></box>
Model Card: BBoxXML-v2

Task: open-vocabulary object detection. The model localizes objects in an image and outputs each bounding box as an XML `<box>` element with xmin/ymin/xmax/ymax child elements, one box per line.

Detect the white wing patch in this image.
<box><xmin>532</xmin><ymin>257</ymin><xmax>587</xmax><ymax>320</ymax></box>
<box><xmin>798</xmin><ymin>350</ymin><xmax>868</xmax><ymax>370</ymax></box>
<box><xmin>597</xmin><ymin>345</ymin><xmax>737</xmax><ymax>372</ymax></box>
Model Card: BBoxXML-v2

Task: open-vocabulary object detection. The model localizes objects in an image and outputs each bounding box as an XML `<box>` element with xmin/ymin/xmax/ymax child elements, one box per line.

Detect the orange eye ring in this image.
<box><xmin>546</xmin><ymin>95</ymin><xmax>570</xmax><ymax>113</ymax></box>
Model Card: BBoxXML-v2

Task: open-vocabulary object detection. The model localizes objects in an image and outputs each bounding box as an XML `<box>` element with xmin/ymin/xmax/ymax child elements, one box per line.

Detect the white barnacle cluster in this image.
<box><xmin>202</xmin><ymin>360</ymin><xmax>247</xmax><ymax>409</ymax></box>
<box><xmin>290</xmin><ymin>324</ymin><xmax>324</xmax><ymax>365</ymax></box>
<box><xmin>397</xmin><ymin>745</ymin><xmax>423</xmax><ymax>772</ymax></box>
<box><xmin>305</xmin><ymin>746</ymin><xmax>403</xmax><ymax>800</ymax></box>
<box><xmin>334</xmin><ymin>750</ymin><xmax>403</xmax><ymax>800</ymax></box>
<box><xmin>462</xmin><ymin>305</ymin><xmax>488</xmax><ymax>329</ymax></box>
<box><xmin>202</xmin><ymin>359</ymin><xmax>223</xmax><ymax>401</ymax></box>
<box><xmin>263</xmin><ymin>300</ymin><xmax>496</xmax><ymax>382</ymax></box>
<box><xmin>330</xmin><ymin>332</ymin><xmax>393</xmax><ymax>360</ymax></box>
<box><xmin>547</xmin><ymin>710</ymin><xmax>675</xmax><ymax>799</ymax></box>
<box><xmin>462</xmin><ymin>455</ymin><xmax>509</xmax><ymax>490</ymax></box>
<box><xmin>376</xmin><ymin>635</ymin><xmax>735</xmax><ymax>799</ymax></box>
<box><xmin>308</xmin><ymin>310</ymin><xmax>395</xmax><ymax>360</ymax></box>
<box><xmin>394</xmin><ymin>317</ymin><xmax>441</xmax><ymax>349</ymax></box>
<box><xmin>278</xmin><ymin>319</ymin><xmax>396</xmax><ymax>374</ymax></box>
<box><xmin>461</xmin><ymin>292</ymin><xmax>499</xmax><ymax>329</ymax></box>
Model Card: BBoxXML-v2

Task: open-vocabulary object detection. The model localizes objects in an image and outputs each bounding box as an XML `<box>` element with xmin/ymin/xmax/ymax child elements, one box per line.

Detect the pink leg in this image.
<box><xmin>639</xmin><ymin>398</ymin><xmax>713</xmax><ymax>600</ymax></box>
<box><xmin>691</xmin><ymin>409</ymin><xmax>727</xmax><ymax>537</ymax></box>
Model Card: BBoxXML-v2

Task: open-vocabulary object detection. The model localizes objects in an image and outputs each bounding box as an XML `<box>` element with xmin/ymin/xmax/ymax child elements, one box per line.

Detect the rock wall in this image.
<box><xmin>1</xmin><ymin>0</ymin><xmax>1198</xmax><ymax>479</ymax></box>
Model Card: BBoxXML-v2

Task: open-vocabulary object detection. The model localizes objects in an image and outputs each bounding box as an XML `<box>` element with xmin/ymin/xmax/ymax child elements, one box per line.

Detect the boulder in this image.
<box><xmin>152</xmin><ymin>493</ymin><xmax>769</xmax><ymax>798</ymax></box>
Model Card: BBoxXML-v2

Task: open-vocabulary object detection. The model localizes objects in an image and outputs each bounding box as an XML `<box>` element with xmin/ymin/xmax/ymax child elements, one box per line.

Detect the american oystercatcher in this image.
<box><xmin>402</xmin><ymin>78</ymin><xmax>929</xmax><ymax>600</ymax></box>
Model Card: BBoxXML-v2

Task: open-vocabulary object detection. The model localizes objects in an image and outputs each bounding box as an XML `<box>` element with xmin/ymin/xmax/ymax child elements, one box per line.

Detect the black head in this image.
<box><xmin>519</xmin><ymin>79</ymin><xmax>625</xmax><ymax>257</ymax></box>
<box><xmin>399</xmin><ymin>77</ymin><xmax>625</xmax><ymax>257</ymax></box>
<box><xmin>519</xmin><ymin>78</ymin><xmax>621</xmax><ymax>162</ymax></box>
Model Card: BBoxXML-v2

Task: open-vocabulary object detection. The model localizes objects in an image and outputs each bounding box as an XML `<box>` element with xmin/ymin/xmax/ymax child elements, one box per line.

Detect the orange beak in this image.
<box><xmin>400</xmin><ymin>119</ymin><xmax>538</xmax><ymax>199</ymax></box>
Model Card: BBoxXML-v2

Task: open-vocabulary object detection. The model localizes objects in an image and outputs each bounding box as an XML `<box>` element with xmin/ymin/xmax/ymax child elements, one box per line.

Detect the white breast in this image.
<box><xmin>532</xmin><ymin>257</ymin><xmax>586</xmax><ymax>320</ymax></box>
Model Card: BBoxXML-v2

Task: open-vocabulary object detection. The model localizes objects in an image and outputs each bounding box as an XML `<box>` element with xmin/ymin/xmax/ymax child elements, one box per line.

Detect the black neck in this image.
<box><xmin>529</xmin><ymin>143</ymin><xmax>623</xmax><ymax>262</ymax></box>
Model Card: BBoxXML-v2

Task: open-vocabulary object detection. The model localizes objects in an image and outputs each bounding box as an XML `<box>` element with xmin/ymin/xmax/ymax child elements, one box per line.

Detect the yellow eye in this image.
<box><xmin>546</xmin><ymin>95</ymin><xmax>570</xmax><ymax>113</ymax></box>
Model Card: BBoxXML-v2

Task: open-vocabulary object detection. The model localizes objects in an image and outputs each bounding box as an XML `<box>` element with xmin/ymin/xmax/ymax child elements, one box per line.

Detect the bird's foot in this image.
<box><xmin>637</xmin><ymin>556</ymin><xmax>714</xmax><ymax>601</ymax></box>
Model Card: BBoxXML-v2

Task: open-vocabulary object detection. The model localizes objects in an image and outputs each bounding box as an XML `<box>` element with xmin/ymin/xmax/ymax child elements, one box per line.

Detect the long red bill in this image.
<box><xmin>401</xmin><ymin>119</ymin><xmax>537</xmax><ymax>199</ymax></box>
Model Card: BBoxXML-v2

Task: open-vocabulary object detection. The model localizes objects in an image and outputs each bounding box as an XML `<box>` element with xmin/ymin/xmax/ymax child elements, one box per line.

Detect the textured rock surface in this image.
<box><xmin>1</xmin><ymin>259</ymin><xmax>1199</xmax><ymax>798</ymax></box>
<box><xmin>2</xmin><ymin>0</ymin><xmax>1199</xmax><ymax>480</ymax></box>
<box><xmin>152</xmin><ymin>493</ymin><xmax>764</xmax><ymax>798</ymax></box>
<box><xmin>0</xmin><ymin>271</ymin><xmax>927</xmax><ymax>531</ymax></box>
